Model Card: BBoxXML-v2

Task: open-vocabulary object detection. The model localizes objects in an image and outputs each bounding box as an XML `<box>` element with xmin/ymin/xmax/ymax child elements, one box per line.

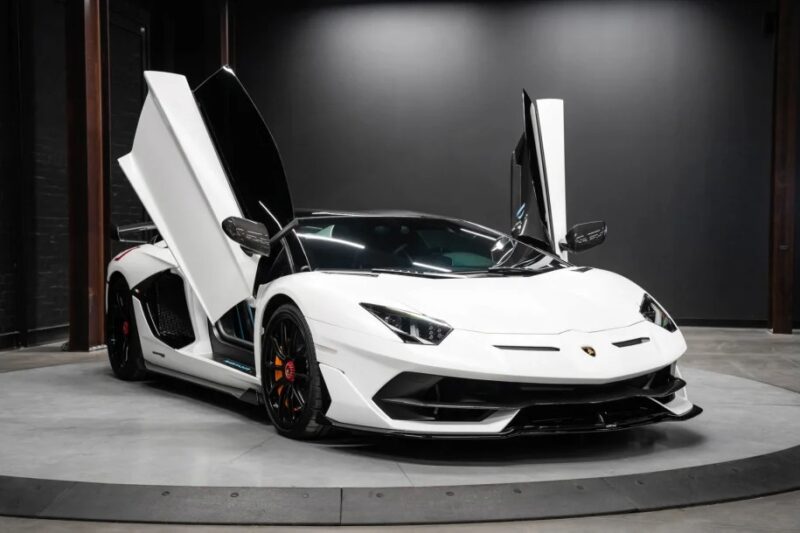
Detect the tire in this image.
<box><xmin>261</xmin><ymin>302</ymin><xmax>329</xmax><ymax>440</ymax></box>
<box><xmin>106</xmin><ymin>275</ymin><xmax>147</xmax><ymax>381</ymax></box>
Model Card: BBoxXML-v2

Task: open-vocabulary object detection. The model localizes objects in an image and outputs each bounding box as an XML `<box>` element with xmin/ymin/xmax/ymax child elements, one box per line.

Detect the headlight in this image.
<box><xmin>360</xmin><ymin>303</ymin><xmax>452</xmax><ymax>345</ymax></box>
<box><xmin>640</xmin><ymin>294</ymin><xmax>676</xmax><ymax>332</ymax></box>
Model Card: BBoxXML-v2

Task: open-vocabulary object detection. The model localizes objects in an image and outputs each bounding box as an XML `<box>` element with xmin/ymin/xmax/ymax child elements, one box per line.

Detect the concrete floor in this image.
<box><xmin>1</xmin><ymin>326</ymin><xmax>799</xmax><ymax>531</ymax></box>
<box><xmin>2</xmin><ymin>364</ymin><xmax>798</xmax><ymax>487</ymax></box>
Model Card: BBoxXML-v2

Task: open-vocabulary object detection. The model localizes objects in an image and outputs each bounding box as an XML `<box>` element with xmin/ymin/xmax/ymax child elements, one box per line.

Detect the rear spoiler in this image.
<box><xmin>111</xmin><ymin>221</ymin><xmax>159</xmax><ymax>244</ymax></box>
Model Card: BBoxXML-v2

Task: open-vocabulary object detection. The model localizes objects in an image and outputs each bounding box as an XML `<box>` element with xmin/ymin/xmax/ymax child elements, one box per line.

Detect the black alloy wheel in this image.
<box><xmin>261</xmin><ymin>303</ymin><xmax>328</xmax><ymax>439</ymax></box>
<box><xmin>106</xmin><ymin>275</ymin><xmax>146</xmax><ymax>380</ymax></box>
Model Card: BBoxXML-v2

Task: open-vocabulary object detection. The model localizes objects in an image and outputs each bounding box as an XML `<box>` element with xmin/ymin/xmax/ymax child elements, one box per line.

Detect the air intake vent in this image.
<box><xmin>613</xmin><ymin>337</ymin><xmax>650</xmax><ymax>348</ymax></box>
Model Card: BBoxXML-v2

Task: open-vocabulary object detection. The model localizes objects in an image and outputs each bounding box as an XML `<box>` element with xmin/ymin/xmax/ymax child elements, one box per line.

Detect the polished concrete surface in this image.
<box><xmin>0</xmin><ymin>363</ymin><xmax>798</xmax><ymax>487</ymax></box>
<box><xmin>1</xmin><ymin>326</ymin><xmax>799</xmax><ymax>531</ymax></box>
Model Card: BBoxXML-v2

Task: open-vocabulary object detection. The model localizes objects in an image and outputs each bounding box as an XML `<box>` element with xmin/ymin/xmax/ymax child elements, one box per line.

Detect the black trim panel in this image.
<box><xmin>372</xmin><ymin>367</ymin><xmax>690</xmax><ymax>424</ymax></box>
<box><xmin>494</xmin><ymin>345</ymin><xmax>560</xmax><ymax>351</ymax></box>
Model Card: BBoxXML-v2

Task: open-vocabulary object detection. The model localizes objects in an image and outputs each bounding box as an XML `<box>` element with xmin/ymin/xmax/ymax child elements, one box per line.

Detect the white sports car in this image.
<box><xmin>106</xmin><ymin>67</ymin><xmax>701</xmax><ymax>440</ymax></box>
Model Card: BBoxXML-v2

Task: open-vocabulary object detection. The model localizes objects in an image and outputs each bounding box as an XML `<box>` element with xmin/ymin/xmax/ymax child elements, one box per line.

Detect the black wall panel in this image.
<box><xmin>795</xmin><ymin>91</ymin><xmax>800</xmax><ymax>327</ymax></box>
<box><xmin>0</xmin><ymin>2</ymin><xmax>17</xmax><ymax>337</ymax></box>
<box><xmin>108</xmin><ymin>6</ymin><xmax>150</xmax><ymax>258</ymax></box>
<box><xmin>235</xmin><ymin>0</ymin><xmax>775</xmax><ymax>322</ymax></box>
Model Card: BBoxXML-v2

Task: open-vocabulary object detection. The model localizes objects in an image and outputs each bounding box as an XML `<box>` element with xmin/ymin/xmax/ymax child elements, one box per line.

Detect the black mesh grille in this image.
<box><xmin>138</xmin><ymin>272</ymin><xmax>195</xmax><ymax>349</ymax></box>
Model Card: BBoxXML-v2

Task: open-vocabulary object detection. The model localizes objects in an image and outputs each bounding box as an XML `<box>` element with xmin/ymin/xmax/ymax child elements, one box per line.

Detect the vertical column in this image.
<box><xmin>66</xmin><ymin>0</ymin><xmax>108</xmax><ymax>350</ymax></box>
<box><xmin>769</xmin><ymin>0</ymin><xmax>799</xmax><ymax>334</ymax></box>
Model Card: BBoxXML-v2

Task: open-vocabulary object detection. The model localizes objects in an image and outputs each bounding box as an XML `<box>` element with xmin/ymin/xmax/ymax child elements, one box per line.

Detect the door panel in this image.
<box><xmin>118</xmin><ymin>71</ymin><xmax>256</xmax><ymax>323</ymax></box>
<box><xmin>512</xmin><ymin>91</ymin><xmax>568</xmax><ymax>260</ymax></box>
<box><xmin>536</xmin><ymin>99</ymin><xmax>567</xmax><ymax>259</ymax></box>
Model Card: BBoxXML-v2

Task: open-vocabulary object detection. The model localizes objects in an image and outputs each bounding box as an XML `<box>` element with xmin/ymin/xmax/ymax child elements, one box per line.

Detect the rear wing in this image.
<box><xmin>111</xmin><ymin>221</ymin><xmax>160</xmax><ymax>244</ymax></box>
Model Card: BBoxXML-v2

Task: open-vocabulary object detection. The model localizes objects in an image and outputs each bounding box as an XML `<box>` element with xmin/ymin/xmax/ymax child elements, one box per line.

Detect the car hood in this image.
<box><xmin>315</xmin><ymin>267</ymin><xmax>648</xmax><ymax>335</ymax></box>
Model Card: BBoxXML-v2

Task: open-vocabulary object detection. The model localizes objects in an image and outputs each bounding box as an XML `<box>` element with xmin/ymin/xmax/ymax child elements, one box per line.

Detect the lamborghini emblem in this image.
<box><xmin>582</xmin><ymin>346</ymin><xmax>596</xmax><ymax>357</ymax></box>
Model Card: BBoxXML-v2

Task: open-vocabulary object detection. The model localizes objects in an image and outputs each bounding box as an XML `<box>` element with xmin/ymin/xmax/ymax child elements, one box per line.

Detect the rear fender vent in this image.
<box><xmin>135</xmin><ymin>271</ymin><xmax>195</xmax><ymax>349</ymax></box>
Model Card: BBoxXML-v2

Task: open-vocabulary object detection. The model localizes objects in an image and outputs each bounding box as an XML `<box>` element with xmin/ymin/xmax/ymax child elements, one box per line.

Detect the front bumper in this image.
<box><xmin>311</xmin><ymin>318</ymin><xmax>699</xmax><ymax>436</ymax></box>
<box><xmin>330</xmin><ymin>405</ymin><xmax>703</xmax><ymax>439</ymax></box>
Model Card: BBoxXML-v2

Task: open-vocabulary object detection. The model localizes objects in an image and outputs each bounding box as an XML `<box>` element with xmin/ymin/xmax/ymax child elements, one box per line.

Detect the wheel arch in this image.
<box><xmin>106</xmin><ymin>271</ymin><xmax>128</xmax><ymax>312</ymax></box>
<box><xmin>261</xmin><ymin>293</ymin><xmax>299</xmax><ymax>324</ymax></box>
<box><xmin>254</xmin><ymin>291</ymin><xmax>300</xmax><ymax>373</ymax></box>
<box><xmin>256</xmin><ymin>289</ymin><xmax>332</xmax><ymax>433</ymax></box>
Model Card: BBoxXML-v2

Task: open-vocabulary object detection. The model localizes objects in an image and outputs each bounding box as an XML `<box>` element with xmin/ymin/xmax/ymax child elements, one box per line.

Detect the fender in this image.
<box><xmin>106</xmin><ymin>243</ymin><xmax>177</xmax><ymax>310</ymax></box>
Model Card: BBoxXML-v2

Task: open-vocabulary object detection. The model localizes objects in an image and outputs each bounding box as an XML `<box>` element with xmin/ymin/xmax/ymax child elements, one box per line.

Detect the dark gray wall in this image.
<box><xmin>0</xmin><ymin>1</ymin><xmax>17</xmax><ymax>337</ymax></box>
<box><xmin>0</xmin><ymin>0</ymin><xmax>71</xmax><ymax>345</ymax></box>
<box><xmin>236</xmin><ymin>0</ymin><xmax>775</xmax><ymax>322</ymax></box>
<box><xmin>795</xmin><ymin>87</ymin><xmax>800</xmax><ymax>327</ymax></box>
<box><xmin>108</xmin><ymin>4</ymin><xmax>151</xmax><ymax>258</ymax></box>
<box><xmin>27</xmin><ymin>0</ymin><xmax>70</xmax><ymax>334</ymax></box>
<box><xmin>0</xmin><ymin>0</ymin><xmax>231</xmax><ymax>346</ymax></box>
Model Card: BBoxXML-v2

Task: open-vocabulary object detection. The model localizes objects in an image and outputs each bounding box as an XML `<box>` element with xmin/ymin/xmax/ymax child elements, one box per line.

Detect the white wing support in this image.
<box><xmin>533</xmin><ymin>99</ymin><xmax>568</xmax><ymax>261</ymax></box>
<box><xmin>118</xmin><ymin>71</ymin><xmax>256</xmax><ymax>323</ymax></box>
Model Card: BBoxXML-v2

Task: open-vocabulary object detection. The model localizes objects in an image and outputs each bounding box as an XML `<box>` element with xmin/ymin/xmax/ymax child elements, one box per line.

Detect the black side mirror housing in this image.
<box><xmin>221</xmin><ymin>216</ymin><xmax>271</xmax><ymax>257</ymax></box>
<box><xmin>561</xmin><ymin>221</ymin><xmax>607</xmax><ymax>253</ymax></box>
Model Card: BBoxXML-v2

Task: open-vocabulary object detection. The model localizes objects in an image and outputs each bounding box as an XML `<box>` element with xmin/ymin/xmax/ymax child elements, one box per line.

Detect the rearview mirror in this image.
<box><xmin>560</xmin><ymin>221</ymin><xmax>607</xmax><ymax>253</ymax></box>
<box><xmin>221</xmin><ymin>216</ymin><xmax>271</xmax><ymax>257</ymax></box>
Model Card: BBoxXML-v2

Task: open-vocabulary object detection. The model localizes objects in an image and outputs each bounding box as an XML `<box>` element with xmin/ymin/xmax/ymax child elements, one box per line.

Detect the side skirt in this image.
<box><xmin>145</xmin><ymin>361</ymin><xmax>262</xmax><ymax>405</ymax></box>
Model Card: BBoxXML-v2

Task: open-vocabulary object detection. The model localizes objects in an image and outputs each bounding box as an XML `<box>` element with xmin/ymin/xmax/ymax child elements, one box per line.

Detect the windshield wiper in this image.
<box><xmin>370</xmin><ymin>268</ymin><xmax>458</xmax><ymax>278</ymax></box>
<box><xmin>486</xmin><ymin>266</ymin><xmax>538</xmax><ymax>276</ymax></box>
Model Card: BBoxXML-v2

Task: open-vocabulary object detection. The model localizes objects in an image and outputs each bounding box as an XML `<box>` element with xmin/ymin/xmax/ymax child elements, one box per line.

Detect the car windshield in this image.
<box><xmin>294</xmin><ymin>216</ymin><xmax>568</xmax><ymax>275</ymax></box>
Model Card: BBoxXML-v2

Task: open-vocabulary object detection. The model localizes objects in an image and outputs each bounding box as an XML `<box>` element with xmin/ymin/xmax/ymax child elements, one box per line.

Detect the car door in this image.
<box><xmin>193</xmin><ymin>67</ymin><xmax>294</xmax><ymax>237</ymax></box>
<box><xmin>511</xmin><ymin>90</ymin><xmax>568</xmax><ymax>260</ymax></box>
<box><xmin>118</xmin><ymin>69</ymin><xmax>294</xmax><ymax>324</ymax></box>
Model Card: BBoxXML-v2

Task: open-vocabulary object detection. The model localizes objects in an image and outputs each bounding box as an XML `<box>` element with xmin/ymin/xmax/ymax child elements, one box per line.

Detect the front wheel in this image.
<box><xmin>261</xmin><ymin>303</ymin><xmax>329</xmax><ymax>440</ymax></box>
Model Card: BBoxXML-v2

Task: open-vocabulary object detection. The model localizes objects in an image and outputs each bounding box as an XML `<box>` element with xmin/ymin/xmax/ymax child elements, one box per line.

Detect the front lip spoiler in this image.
<box><xmin>327</xmin><ymin>405</ymin><xmax>703</xmax><ymax>440</ymax></box>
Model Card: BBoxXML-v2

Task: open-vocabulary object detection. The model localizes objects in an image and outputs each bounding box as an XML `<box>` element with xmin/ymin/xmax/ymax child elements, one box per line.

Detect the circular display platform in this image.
<box><xmin>1</xmin><ymin>361</ymin><xmax>799</xmax><ymax>525</ymax></box>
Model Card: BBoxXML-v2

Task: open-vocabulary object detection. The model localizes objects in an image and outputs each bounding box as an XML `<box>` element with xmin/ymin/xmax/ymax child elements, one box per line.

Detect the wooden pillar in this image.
<box><xmin>66</xmin><ymin>0</ymin><xmax>109</xmax><ymax>350</ymax></box>
<box><xmin>769</xmin><ymin>0</ymin><xmax>799</xmax><ymax>334</ymax></box>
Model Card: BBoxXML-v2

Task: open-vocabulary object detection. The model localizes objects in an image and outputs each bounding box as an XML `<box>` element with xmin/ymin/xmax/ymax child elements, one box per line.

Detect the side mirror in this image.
<box><xmin>222</xmin><ymin>216</ymin><xmax>271</xmax><ymax>257</ymax></box>
<box><xmin>560</xmin><ymin>221</ymin><xmax>607</xmax><ymax>253</ymax></box>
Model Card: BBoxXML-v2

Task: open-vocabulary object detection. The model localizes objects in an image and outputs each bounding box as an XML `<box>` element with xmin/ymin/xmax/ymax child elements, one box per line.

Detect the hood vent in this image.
<box><xmin>494</xmin><ymin>345</ymin><xmax>560</xmax><ymax>352</ymax></box>
<box><xmin>613</xmin><ymin>337</ymin><xmax>650</xmax><ymax>348</ymax></box>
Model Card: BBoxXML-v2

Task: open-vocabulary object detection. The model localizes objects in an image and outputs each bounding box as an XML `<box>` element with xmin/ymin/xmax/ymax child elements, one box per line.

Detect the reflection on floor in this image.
<box><xmin>0</xmin><ymin>326</ymin><xmax>799</xmax><ymax>532</ymax></box>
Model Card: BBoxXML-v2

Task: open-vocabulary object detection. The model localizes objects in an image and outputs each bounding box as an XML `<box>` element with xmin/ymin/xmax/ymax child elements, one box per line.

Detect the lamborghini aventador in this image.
<box><xmin>105</xmin><ymin>67</ymin><xmax>701</xmax><ymax>440</ymax></box>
